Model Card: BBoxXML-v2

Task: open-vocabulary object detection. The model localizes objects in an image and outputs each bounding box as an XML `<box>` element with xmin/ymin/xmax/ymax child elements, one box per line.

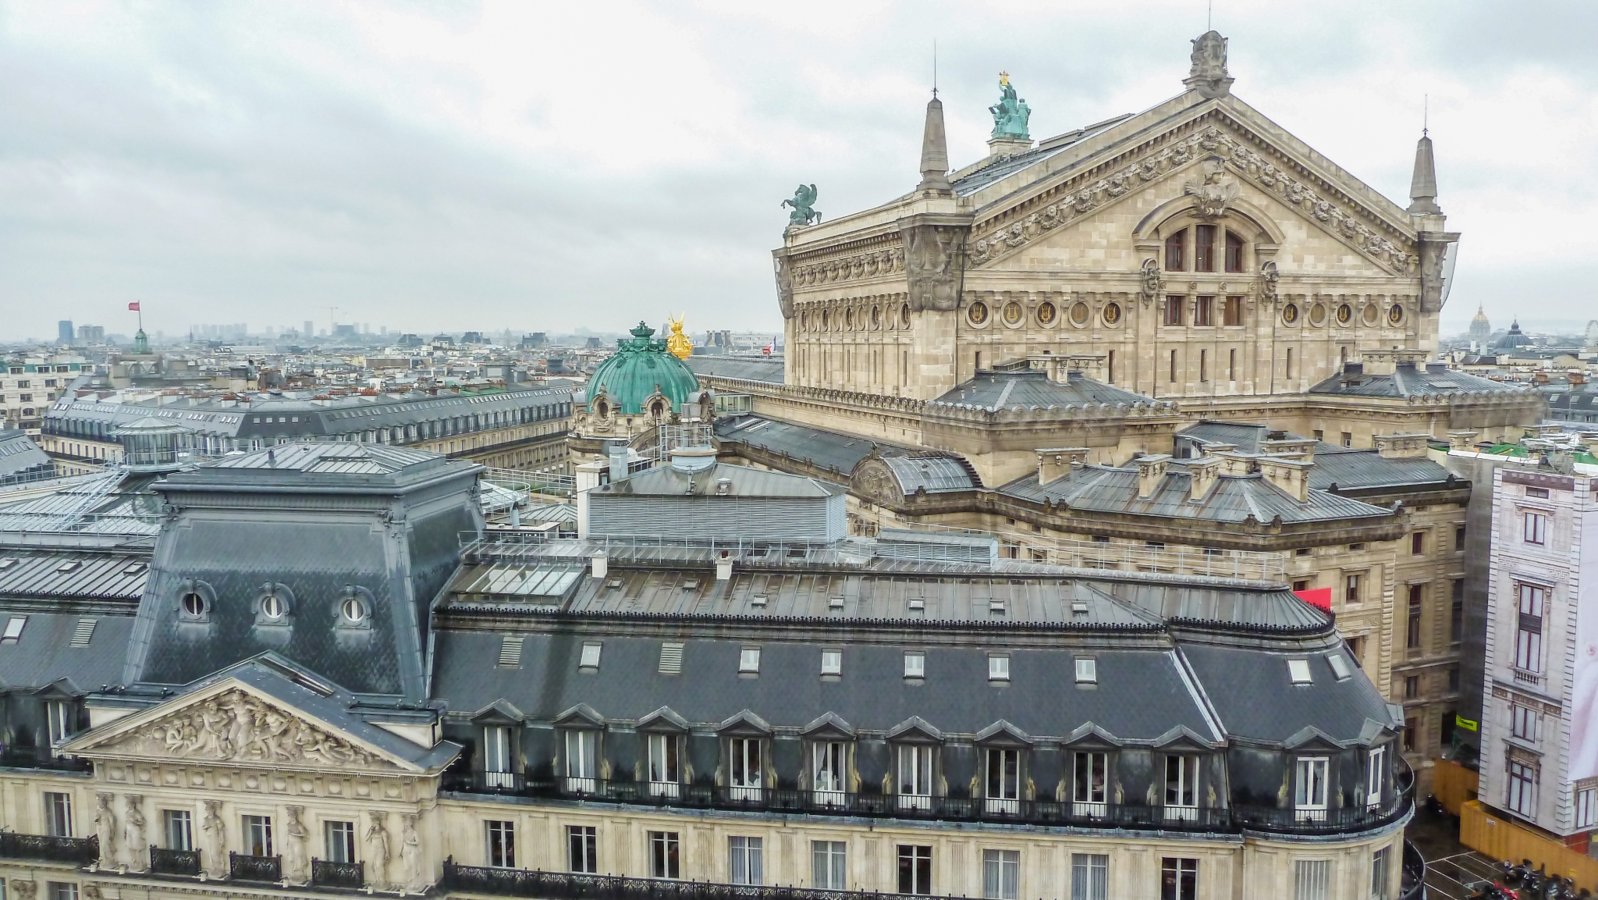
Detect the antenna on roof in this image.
<box><xmin>932</xmin><ymin>38</ymin><xmax>938</xmax><ymax>98</ymax></box>
<box><xmin>1423</xmin><ymin>93</ymin><xmax>1429</xmax><ymax>137</ymax></box>
<box><xmin>1207</xmin><ymin>0</ymin><xmax>1213</xmax><ymax>30</ymax></box>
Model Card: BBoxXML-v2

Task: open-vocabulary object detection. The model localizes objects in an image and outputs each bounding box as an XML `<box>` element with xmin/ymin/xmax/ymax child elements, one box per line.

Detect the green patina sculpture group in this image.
<box><xmin>782</xmin><ymin>183</ymin><xmax>821</xmax><ymax>227</ymax></box>
<box><xmin>989</xmin><ymin>72</ymin><xmax>1031</xmax><ymax>140</ymax></box>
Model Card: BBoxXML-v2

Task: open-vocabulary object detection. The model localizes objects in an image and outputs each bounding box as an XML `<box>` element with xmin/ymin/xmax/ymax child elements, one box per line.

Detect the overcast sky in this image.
<box><xmin>2</xmin><ymin>0</ymin><xmax>1594</xmax><ymax>344</ymax></box>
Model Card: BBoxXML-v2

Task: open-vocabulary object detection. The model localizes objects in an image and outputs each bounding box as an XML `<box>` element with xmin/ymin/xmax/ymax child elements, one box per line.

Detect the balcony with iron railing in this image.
<box><xmin>0</xmin><ymin>831</ymin><xmax>98</xmax><ymax>865</ymax></box>
<box><xmin>443</xmin><ymin>858</ymin><xmax>995</xmax><ymax>900</ymax></box>
<box><xmin>149</xmin><ymin>845</ymin><xmax>202</xmax><ymax>877</ymax></box>
<box><xmin>0</xmin><ymin>747</ymin><xmax>93</xmax><ymax>773</ymax></box>
<box><xmin>229</xmin><ymin>851</ymin><xmax>283</xmax><ymax>883</ymax></box>
<box><xmin>1401</xmin><ymin>839</ymin><xmax>1427</xmax><ymax>900</ymax></box>
<box><xmin>446</xmin><ymin>759</ymin><xmax>1413</xmax><ymax>838</ymax></box>
<box><xmin>311</xmin><ymin>858</ymin><xmax>366</xmax><ymax>889</ymax></box>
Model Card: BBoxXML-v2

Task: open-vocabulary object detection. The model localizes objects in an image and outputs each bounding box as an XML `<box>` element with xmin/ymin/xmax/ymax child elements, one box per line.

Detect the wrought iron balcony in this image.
<box><xmin>0</xmin><ymin>831</ymin><xmax>98</xmax><ymax>864</ymax></box>
<box><xmin>447</xmin><ymin>766</ymin><xmax>1412</xmax><ymax>838</ymax></box>
<box><xmin>444</xmin><ymin>858</ymin><xmax>960</xmax><ymax>899</ymax></box>
<box><xmin>229</xmin><ymin>851</ymin><xmax>283</xmax><ymax>883</ymax></box>
<box><xmin>312</xmin><ymin>858</ymin><xmax>366</xmax><ymax>889</ymax></box>
<box><xmin>149</xmin><ymin>845</ymin><xmax>202</xmax><ymax>877</ymax></box>
<box><xmin>0</xmin><ymin>747</ymin><xmax>92</xmax><ymax>773</ymax></box>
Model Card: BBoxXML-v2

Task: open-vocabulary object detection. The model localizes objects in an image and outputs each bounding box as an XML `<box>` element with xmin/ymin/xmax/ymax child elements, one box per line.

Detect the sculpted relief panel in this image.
<box><xmin>91</xmin><ymin>688</ymin><xmax>381</xmax><ymax>769</ymax></box>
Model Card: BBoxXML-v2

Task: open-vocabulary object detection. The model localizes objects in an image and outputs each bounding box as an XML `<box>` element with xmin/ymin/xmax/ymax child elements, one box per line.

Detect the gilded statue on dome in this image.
<box><xmin>666</xmin><ymin>316</ymin><xmax>694</xmax><ymax>360</ymax></box>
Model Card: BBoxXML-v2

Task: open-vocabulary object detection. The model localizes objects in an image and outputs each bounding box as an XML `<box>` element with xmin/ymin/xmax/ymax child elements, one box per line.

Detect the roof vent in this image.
<box><xmin>828</xmin><ymin>597</ymin><xmax>845</xmax><ymax>611</ymax></box>
<box><xmin>659</xmin><ymin>642</ymin><xmax>684</xmax><ymax>674</ymax></box>
<box><xmin>121</xmin><ymin>562</ymin><xmax>147</xmax><ymax>576</ymax></box>
<box><xmin>71</xmin><ymin>618</ymin><xmax>98</xmax><ymax>647</ymax></box>
<box><xmin>908</xmin><ymin>598</ymin><xmax>926</xmax><ymax>613</ymax></box>
<box><xmin>1287</xmin><ymin>658</ymin><xmax>1313</xmax><ymax>684</ymax></box>
<box><xmin>0</xmin><ymin>558</ymin><xmax>18</xmax><ymax>571</ymax></box>
<box><xmin>497</xmin><ymin>635</ymin><xmax>525</xmax><ymax>669</ymax></box>
<box><xmin>988</xmin><ymin>599</ymin><xmax>1007</xmax><ymax>615</ymax></box>
<box><xmin>1</xmin><ymin>616</ymin><xmax>25</xmax><ymax>643</ymax></box>
<box><xmin>1070</xmin><ymin>601</ymin><xmax>1090</xmax><ymax>616</ymax></box>
<box><xmin>680</xmin><ymin>579</ymin><xmax>699</xmax><ymax>591</ymax></box>
<box><xmin>715</xmin><ymin>477</ymin><xmax>733</xmax><ymax>495</ymax></box>
<box><xmin>750</xmin><ymin>595</ymin><xmax>768</xmax><ymax>608</ymax></box>
<box><xmin>605</xmin><ymin>578</ymin><xmax>623</xmax><ymax>590</ymax></box>
<box><xmin>55</xmin><ymin>561</ymin><xmax>82</xmax><ymax>573</ymax></box>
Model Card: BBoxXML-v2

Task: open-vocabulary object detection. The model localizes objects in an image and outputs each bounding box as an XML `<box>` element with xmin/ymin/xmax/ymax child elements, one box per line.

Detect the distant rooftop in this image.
<box><xmin>933</xmin><ymin>369</ymin><xmax>1156</xmax><ymax>411</ymax></box>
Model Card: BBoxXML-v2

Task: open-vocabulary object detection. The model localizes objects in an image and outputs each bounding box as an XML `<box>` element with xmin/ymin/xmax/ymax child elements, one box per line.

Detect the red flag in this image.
<box><xmin>127</xmin><ymin>301</ymin><xmax>141</xmax><ymax>311</ymax></box>
<box><xmin>761</xmin><ymin>343</ymin><xmax>772</xmax><ymax>357</ymax></box>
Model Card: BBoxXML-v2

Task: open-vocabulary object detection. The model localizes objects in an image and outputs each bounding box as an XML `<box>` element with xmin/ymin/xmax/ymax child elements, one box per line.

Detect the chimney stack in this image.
<box><xmin>1258</xmin><ymin>456</ymin><xmax>1312</xmax><ymax>503</ymax></box>
<box><xmin>1136</xmin><ymin>454</ymin><xmax>1171</xmax><ymax>500</ymax></box>
<box><xmin>1187</xmin><ymin>457</ymin><xmax>1221</xmax><ymax>502</ymax></box>
<box><xmin>1036</xmin><ymin>447</ymin><xmax>1090</xmax><ymax>485</ymax></box>
<box><xmin>1374</xmin><ymin>433</ymin><xmax>1430</xmax><ymax>460</ymax></box>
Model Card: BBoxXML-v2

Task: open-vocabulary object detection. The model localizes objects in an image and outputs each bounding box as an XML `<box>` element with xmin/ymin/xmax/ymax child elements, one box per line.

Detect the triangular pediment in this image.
<box><xmin>966</xmin><ymin>103</ymin><xmax>1418</xmax><ymax>277</ymax></box>
<box><xmin>63</xmin><ymin>680</ymin><xmax>423</xmax><ymax>774</ymax></box>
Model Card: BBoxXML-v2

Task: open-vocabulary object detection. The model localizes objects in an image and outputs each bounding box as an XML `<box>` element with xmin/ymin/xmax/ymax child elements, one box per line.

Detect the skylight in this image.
<box><xmin>820</xmin><ymin>649</ymin><xmax>842</xmax><ymax>676</ymax></box>
<box><xmin>739</xmin><ymin>647</ymin><xmax>761</xmax><ymax>674</ymax></box>
<box><xmin>579</xmin><ymin>642</ymin><xmax>602</xmax><ymax>669</ymax></box>
<box><xmin>903</xmin><ymin>651</ymin><xmax>925</xmax><ymax>679</ymax></box>
<box><xmin>1287</xmin><ymin>658</ymin><xmax>1313</xmax><ymax>684</ymax></box>
<box><xmin>1</xmin><ymin>616</ymin><xmax>25</xmax><ymax>643</ymax></box>
<box><xmin>1327</xmin><ymin>653</ymin><xmax>1352</xmax><ymax>681</ymax></box>
<box><xmin>1075</xmin><ymin>657</ymin><xmax>1098</xmax><ymax>684</ymax></box>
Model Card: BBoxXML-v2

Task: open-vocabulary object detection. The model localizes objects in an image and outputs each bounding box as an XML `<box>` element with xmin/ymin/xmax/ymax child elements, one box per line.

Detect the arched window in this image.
<box><xmin>1161</xmin><ymin>225</ymin><xmax>1248</xmax><ymax>274</ymax></box>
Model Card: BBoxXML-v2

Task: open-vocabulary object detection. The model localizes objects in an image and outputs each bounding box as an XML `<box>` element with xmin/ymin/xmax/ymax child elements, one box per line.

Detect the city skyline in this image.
<box><xmin>1</xmin><ymin>1</ymin><xmax>1594</xmax><ymax>342</ymax></box>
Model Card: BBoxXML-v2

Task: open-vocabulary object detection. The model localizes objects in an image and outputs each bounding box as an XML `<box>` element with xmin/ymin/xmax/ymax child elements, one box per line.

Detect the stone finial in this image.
<box><xmin>1036</xmin><ymin>447</ymin><xmax>1090</xmax><ymax>485</ymax></box>
<box><xmin>1407</xmin><ymin>131</ymin><xmax>1442</xmax><ymax>216</ymax></box>
<box><xmin>1184</xmin><ymin>31</ymin><xmax>1234</xmax><ymax>99</ymax></box>
<box><xmin>917</xmin><ymin>94</ymin><xmax>953</xmax><ymax>194</ymax></box>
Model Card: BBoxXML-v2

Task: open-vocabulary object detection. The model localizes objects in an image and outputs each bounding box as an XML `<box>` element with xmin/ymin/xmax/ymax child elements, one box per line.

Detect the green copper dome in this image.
<box><xmin>588</xmin><ymin>322</ymin><xmax>700</xmax><ymax>416</ymax></box>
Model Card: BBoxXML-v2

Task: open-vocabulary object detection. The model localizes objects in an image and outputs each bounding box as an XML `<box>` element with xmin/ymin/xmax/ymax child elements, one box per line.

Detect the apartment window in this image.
<box><xmin>739</xmin><ymin>647</ymin><xmax>761</xmax><ymax>674</ymax></box>
<box><xmin>728</xmin><ymin>736</ymin><xmax>763</xmax><ymax>801</ymax></box>
<box><xmin>1295</xmin><ymin>756</ymin><xmax>1330</xmax><ymax>820</ymax></box>
<box><xmin>1164</xmin><ymin>231</ymin><xmax>1185</xmax><ymax>271</ymax></box>
<box><xmin>648</xmin><ymin>831</ymin><xmax>680</xmax><ymax>879</ymax></box>
<box><xmin>902</xmin><ymin>649</ymin><xmax>927</xmax><ymax>680</ymax></box>
<box><xmin>1371</xmin><ymin>846</ymin><xmax>1391</xmax><ymax>900</ymax></box>
<box><xmin>725</xmin><ymin>836</ymin><xmax>766</xmax><ymax>885</ymax></box>
<box><xmin>1507</xmin><ymin>760</ymin><xmax>1537</xmax><ymax>817</ymax></box>
<box><xmin>812</xmin><ymin>841</ymin><xmax>847</xmax><ymax>890</ymax></box>
<box><xmin>1404</xmin><ymin>674</ymin><xmax>1420</xmax><ymax>699</ymax></box>
<box><xmin>483</xmin><ymin>724</ymin><xmax>515</xmax><ymax>789</ymax></box>
<box><xmin>1577</xmin><ymin>788</ymin><xmax>1597</xmax><ymax>829</ymax></box>
<box><xmin>984</xmin><ymin>747</ymin><xmax>1021</xmax><ymax>814</ymax></box>
<box><xmin>1195</xmin><ymin>295</ymin><xmax>1214</xmax><ymax>326</ymax></box>
<box><xmin>1295</xmin><ymin>859</ymin><xmax>1331</xmax><ymax>900</ymax></box>
<box><xmin>1164</xmin><ymin>297</ymin><xmax>1185</xmax><ymax>327</ymax></box>
<box><xmin>897</xmin><ymin>845</ymin><xmax>933</xmax><ymax>896</ymax></box>
<box><xmin>1224</xmin><ymin>231</ymin><xmax>1244</xmax><ymax>272</ymax></box>
<box><xmin>1523</xmin><ymin>510</ymin><xmax>1547</xmax><ymax>545</ymax></box>
<box><xmin>1406</xmin><ymin>586</ymin><xmax>1424</xmax><ymax>650</ymax></box>
<box><xmin>568</xmin><ymin>826</ymin><xmax>598</xmax><ymax>874</ymax></box>
<box><xmin>1071</xmin><ymin>853</ymin><xmax>1109</xmax><ymax>900</ymax></box>
<box><xmin>1514</xmin><ymin>582</ymin><xmax>1546</xmax><ymax>674</ymax></box>
<box><xmin>988</xmin><ymin>653</ymin><xmax>1010</xmax><ymax>682</ymax></box>
<box><xmin>1073</xmin><ymin>754</ymin><xmax>1112</xmax><ymax>818</ymax></box>
<box><xmin>563</xmin><ymin>729</ymin><xmax>597</xmax><ymax>793</ymax></box>
<box><xmin>1223</xmin><ymin>295</ymin><xmax>1243</xmax><ymax>326</ymax></box>
<box><xmin>1160</xmin><ymin>857</ymin><xmax>1199</xmax><ymax>900</ymax></box>
<box><xmin>1450</xmin><ymin>582</ymin><xmax>1464</xmax><ymax>644</ymax></box>
<box><xmin>47</xmin><ymin>885</ymin><xmax>78</xmax><ymax>900</ymax></box>
<box><xmin>163</xmin><ymin>809</ymin><xmax>193</xmax><ymax>851</ymax></box>
<box><xmin>647</xmin><ymin>732</ymin><xmax>681</xmax><ymax>796</ymax></box>
<box><xmin>811</xmin><ymin>740</ymin><xmax>847</xmax><ymax>804</ymax></box>
<box><xmin>897</xmin><ymin>744</ymin><xmax>934</xmax><ymax>810</ymax></box>
<box><xmin>325</xmin><ymin>820</ymin><xmax>356</xmax><ymax>864</ymax></box>
<box><xmin>1367</xmin><ymin>746</ymin><xmax>1386</xmax><ymax>808</ymax></box>
<box><xmin>1411</xmin><ymin>532</ymin><xmax>1425</xmax><ymax>555</ymax></box>
<box><xmin>1341</xmin><ymin>431</ymin><xmax>1353</xmax><ymax>448</ymax></box>
<box><xmin>485</xmin><ymin>820</ymin><xmax>515</xmax><ymax>868</ymax></box>
<box><xmin>1511</xmin><ymin>705</ymin><xmax>1538</xmax><ymax>742</ymax></box>
<box><xmin>1404</xmin><ymin>718</ymin><xmax>1417</xmax><ymax>753</ymax></box>
<box><xmin>1345</xmin><ymin>572</ymin><xmax>1363</xmax><ymax>604</ymax></box>
<box><xmin>1195</xmin><ymin>224</ymin><xmax>1217</xmax><ymax>272</ymax></box>
<box><xmin>45</xmin><ymin>700</ymin><xmax>77</xmax><ymax>751</ymax></box>
<box><xmin>43</xmin><ymin>792</ymin><xmax>72</xmax><ymax>837</ymax></box>
<box><xmin>982</xmin><ymin>849</ymin><xmax>1020</xmax><ymax>900</ymax></box>
<box><xmin>1164</xmin><ymin>755</ymin><xmax>1199</xmax><ymax>820</ymax></box>
<box><xmin>242</xmin><ymin>814</ymin><xmax>273</xmax><ymax>857</ymax></box>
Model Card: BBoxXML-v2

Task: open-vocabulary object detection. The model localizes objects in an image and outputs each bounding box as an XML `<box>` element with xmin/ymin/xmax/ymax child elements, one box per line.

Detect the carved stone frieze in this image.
<box><xmin>1260</xmin><ymin>260</ymin><xmax>1280</xmax><ymax>306</ymax></box>
<box><xmin>791</xmin><ymin>245</ymin><xmax>905</xmax><ymax>290</ymax></box>
<box><xmin>968</xmin><ymin>122</ymin><xmax>1417</xmax><ymax>275</ymax></box>
<box><xmin>901</xmin><ymin>224</ymin><xmax>965</xmax><ymax>312</ymax></box>
<box><xmin>852</xmin><ymin>458</ymin><xmax>903</xmax><ymax>507</ymax></box>
<box><xmin>91</xmin><ymin>688</ymin><xmax>380</xmax><ymax>769</ymax></box>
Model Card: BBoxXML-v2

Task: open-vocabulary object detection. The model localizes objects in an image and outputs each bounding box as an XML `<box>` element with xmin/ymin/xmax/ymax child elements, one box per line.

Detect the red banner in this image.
<box><xmin>127</xmin><ymin>301</ymin><xmax>141</xmax><ymax>311</ymax></box>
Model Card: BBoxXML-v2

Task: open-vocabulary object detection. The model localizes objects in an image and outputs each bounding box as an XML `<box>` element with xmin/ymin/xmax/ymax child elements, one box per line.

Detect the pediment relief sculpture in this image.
<box><xmin>78</xmin><ymin>688</ymin><xmax>383</xmax><ymax>770</ymax></box>
<box><xmin>1183</xmin><ymin>157</ymin><xmax>1240</xmax><ymax>219</ymax></box>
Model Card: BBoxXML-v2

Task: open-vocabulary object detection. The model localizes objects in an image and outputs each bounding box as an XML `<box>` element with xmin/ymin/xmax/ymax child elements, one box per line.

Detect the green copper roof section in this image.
<box><xmin>588</xmin><ymin>322</ymin><xmax>700</xmax><ymax>416</ymax></box>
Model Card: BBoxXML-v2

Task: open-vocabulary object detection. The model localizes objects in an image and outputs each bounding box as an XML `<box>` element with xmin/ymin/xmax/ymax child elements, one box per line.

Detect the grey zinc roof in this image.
<box><xmin>715</xmin><ymin>416</ymin><xmax>919</xmax><ymax>477</ymax></box>
<box><xmin>683</xmin><ymin>356</ymin><xmax>786</xmax><ymax>384</ymax></box>
<box><xmin>0</xmin><ymin>429</ymin><xmax>52</xmax><ymax>481</ymax></box>
<box><xmin>1000</xmin><ymin>465</ymin><xmax>1394</xmax><ymax>524</ymax></box>
<box><xmin>0</xmin><ymin>551</ymin><xmax>150</xmax><ymax>601</ymax></box>
<box><xmin>1305</xmin><ymin>449</ymin><xmax>1454</xmax><ymax>491</ymax></box>
<box><xmin>1180</xmin><ymin>643</ymin><xmax>1399</xmax><ymax>745</ymax></box>
<box><xmin>1177</xmin><ymin>422</ymin><xmax>1276</xmax><ymax>454</ymax></box>
<box><xmin>0</xmin><ymin>608</ymin><xmax>136</xmax><ymax>691</ymax></box>
<box><xmin>931</xmin><ymin>370</ymin><xmax>1155</xmax><ymax>411</ymax></box>
<box><xmin>206</xmin><ymin>442</ymin><xmax>439</xmax><ymax>473</ymax></box>
<box><xmin>595</xmin><ymin>461</ymin><xmax>841</xmax><ymax>499</ymax></box>
<box><xmin>950</xmin><ymin>114</ymin><xmax>1133</xmax><ymax>196</ymax></box>
<box><xmin>1308</xmin><ymin>363</ymin><xmax>1531</xmax><ymax>398</ymax></box>
<box><xmin>432</xmin><ymin>631</ymin><xmax>1215</xmax><ymax>745</ymax></box>
<box><xmin>882</xmin><ymin>455</ymin><xmax>981</xmax><ymax>493</ymax></box>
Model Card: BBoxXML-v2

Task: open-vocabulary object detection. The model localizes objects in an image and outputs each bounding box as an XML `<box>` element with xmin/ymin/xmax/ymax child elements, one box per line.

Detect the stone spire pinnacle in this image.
<box><xmin>916</xmin><ymin>92</ymin><xmax>952</xmax><ymax>195</ymax></box>
<box><xmin>1407</xmin><ymin>130</ymin><xmax>1441</xmax><ymax>216</ymax></box>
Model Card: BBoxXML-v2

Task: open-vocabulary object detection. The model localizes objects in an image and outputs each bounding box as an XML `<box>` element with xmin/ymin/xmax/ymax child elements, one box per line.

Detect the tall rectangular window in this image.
<box><xmin>47</xmin><ymin>885</ymin><xmax>79</xmax><ymax>900</ymax></box>
<box><xmin>1223</xmin><ymin>295</ymin><xmax>1243</xmax><ymax>326</ymax></box>
<box><xmin>1511</xmin><ymin>704</ymin><xmax>1538</xmax><ymax>742</ymax></box>
<box><xmin>163</xmin><ymin>809</ymin><xmax>193</xmax><ymax>851</ymax></box>
<box><xmin>812</xmin><ymin>841</ymin><xmax>847</xmax><ymax>890</ymax></box>
<box><xmin>811</xmin><ymin>741</ymin><xmax>847</xmax><ymax>805</ymax></box>
<box><xmin>1406</xmin><ymin>586</ymin><xmax>1424</xmax><ymax>650</ymax></box>
<box><xmin>485</xmin><ymin>820</ymin><xmax>515</xmax><ymax>868</ymax></box>
<box><xmin>564</xmin><ymin>729</ymin><xmax>597</xmax><ymax>793</ymax></box>
<box><xmin>897</xmin><ymin>845</ymin><xmax>933</xmax><ymax>896</ymax></box>
<box><xmin>1523</xmin><ymin>510</ymin><xmax>1547</xmax><ymax>545</ymax></box>
<box><xmin>46</xmin><ymin>701</ymin><xmax>76</xmax><ymax>754</ymax></box>
<box><xmin>568</xmin><ymin>825</ymin><xmax>597</xmax><ymax>874</ymax></box>
<box><xmin>1345</xmin><ymin>572</ymin><xmax>1363</xmax><ymax>604</ymax></box>
<box><xmin>728</xmin><ymin>737</ymin><xmax>763</xmax><ymax>801</ymax></box>
<box><xmin>1371</xmin><ymin>846</ymin><xmax>1391</xmax><ymax>900</ymax></box>
<box><xmin>1165</xmin><ymin>231</ymin><xmax>1185</xmax><ymax>271</ymax></box>
<box><xmin>1515</xmin><ymin>583</ymin><xmax>1546</xmax><ymax>673</ymax></box>
<box><xmin>647</xmin><ymin>733</ymin><xmax>681</xmax><ymax>797</ymax></box>
<box><xmin>1295</xmin><ymin>757</ymin><xmax>1329</xmax><ymax>820</ymax></box>
<box><xmin>728</xmin><ymin>837</ymin><xmax>763</xmax><ymax>886</ymax></box>
<box><xmin>1194</xmin><ymin>225</ymin><xmax>1217</xmax><ymax>272</ymax></box>
<box><xmin>1164</xmin><ymin>297</ymin><xmax>1185</xmax><ymax>327</ymax></box>
<box><xmin>1073</xmin><ymin>750</ymin><xmax>1108</xmax><ymax>816</ymax></box>
<box><xmin>1160</xmin><ymin>857</ymin><xmax>1198</xmax><ymax>900</ymax></box>
<box><xmin>1071</xmin><ymin>853</ymin><xmax>1109</xmax><ymax>900</ymax></box>
<box><xmin>648</xmin><ymin>831</ymin><xmax>680</xmax><ymax>879</ymax></box>
<box><xmin>1367</xmin><ymin>746</ymin><xmax>1386</xmax><ymax>808</ymax></box>
<box><xmin>483</xmin><ymin>724</ymin><xmax>515</xmax><ymax>789</ymax></box>
<box><xmin>1224</xmin><ymin>231</ymin><xmax>1244</xmax><ymax>272</ymax></box>
<box><xmin>325</xmin><ymin>820</ymin><xmax>356</xmax><ymax>864</ymax></box>
<box><xmin>1577</xmin><ymin>788</ymin><xmax>1597</xmax><ymax>828</ymax></box>
<box><xmin>982</xmin><ymin>849</ymin><xmax>1020</xmax><ymax>900</ymax></box>
<box><xmin>1194</xmin><ymin>296</ymin><xmax>1214</xmax><ymax>326</ymax></box>
<box><xmin>1164</xmin><ymin>755</ymin><xmax>1199</xmax><ymax>821</ymax></box>
<box><xmin>1450</xmin><ymin>581</ymin><xmax>1464</xmax><ymax>644</ymax></box>
<box><xmin>1411</xmin><ymin>532</ymin><xmax>1425</xmax><ymax>555</ymax></box>
<box><xmin>242</xmin><ymin>815</ymin><xmax>273</xmax><ymax>857</ymax></box>
<box><xmin>984</xmin><ymin>748</ymin><xmax>1021</xmax><ymax>814</ymax></box>
<box><xmin>1294</xmin><ymin>859</ymin><xmax>1331</xmax><ymax>900</ymax></box>
<box><xmin>897</xmin><ymin>744</ymin><xmax>934</xmax><ymax>810</ymax></box>
<box><xmin>1507</xmin><ymin>760</ymin><xmax>1537</xmax><ymax>816</ymax></box>
<box><xmin>43</xmin><ymin>792</ymin><xmax>72</xmax><ymax>837</ymax></box>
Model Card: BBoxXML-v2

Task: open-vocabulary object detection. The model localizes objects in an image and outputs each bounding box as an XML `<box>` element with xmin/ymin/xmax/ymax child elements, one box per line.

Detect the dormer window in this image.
<box><xmin>181</xmin><ymin>592</ymin><xmax>207</xmax><ymax>619</ymax></box>
<box><xmin>820</xmin><ymin>649</ymin><xmax>842</xmax><ymax>677</ymax></box>
<box><xmin>988</xmin><ymin>653</ymin><xmax>1011</xmax><ymax>683</ymax></box>
<box><xmin>1164</xmin><ymin>754</ymin><xmax>1199</xmax><ymax>822</ymax></box>
<box><xmin>1294</xmin><ymin>756</ymin><xmax>1330</xmax><ymax>822</ymax></box>
<box><xmin>1075</xmin><ymin>657</ymin><xmax>1097</xmax><ymax>685</ymax></box>
<box><xmin>260</xmin><ymin>594</ymin><xmax>287</xmax><ymax>621</ymax></box>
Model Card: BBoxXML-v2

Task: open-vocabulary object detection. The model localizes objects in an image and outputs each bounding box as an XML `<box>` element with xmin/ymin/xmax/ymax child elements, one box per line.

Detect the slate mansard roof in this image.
<box><xmin>1309</xmin><ymin>361</ymin><xmax>1532</xmax><ymax>399</ymax></box>
<box><xmin>932</xmin><ymin>369</ymin><xmax>1158</xmax><ymax>412</ymax></box>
